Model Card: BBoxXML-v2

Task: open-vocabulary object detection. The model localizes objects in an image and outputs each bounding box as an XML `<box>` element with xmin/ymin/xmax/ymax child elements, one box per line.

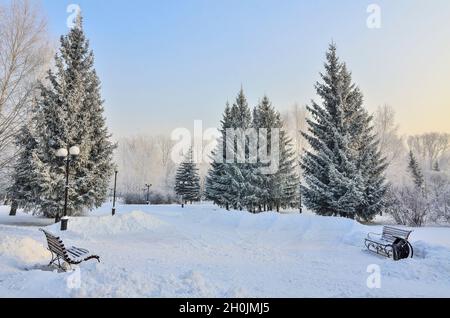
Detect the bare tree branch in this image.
<box><xmin>0</xmin><ymin>0</ymin><xmax>52</xmax><ymax>176</ymax></box>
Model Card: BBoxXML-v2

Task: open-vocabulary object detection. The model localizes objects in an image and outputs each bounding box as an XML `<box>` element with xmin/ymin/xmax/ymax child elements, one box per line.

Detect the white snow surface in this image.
<box><xmin>0</xmin><ymin>203</ymin><xmax>449</xmax><ymax>298</ymax></box>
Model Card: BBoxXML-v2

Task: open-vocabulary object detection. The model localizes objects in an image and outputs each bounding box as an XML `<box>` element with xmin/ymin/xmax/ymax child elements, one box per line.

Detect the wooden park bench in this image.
<box><xmin>40</xmin><ymin>229</ymin><xmax>100</xmax><ymax>270</ymax></box>
<box><xmin>365</xmin><ymin>226</ymin><xmax>414</xmax><ymax>261</ymax></box>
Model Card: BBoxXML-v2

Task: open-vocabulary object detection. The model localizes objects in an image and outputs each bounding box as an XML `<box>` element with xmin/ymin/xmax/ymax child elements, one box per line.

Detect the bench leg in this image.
<box><xmin>48</xmin><ymin>251</ymin><xmax>65</xmax><ymax>270</ymax></box>
<box><xmin>407</xmin><ymin>241</ymin><xmax>414</xmax><ymax>258</ymax></box>
<box><xmin>48</xmin><ymin>251</ymin><xmax>57</xmax><ymax>266</ymax></box>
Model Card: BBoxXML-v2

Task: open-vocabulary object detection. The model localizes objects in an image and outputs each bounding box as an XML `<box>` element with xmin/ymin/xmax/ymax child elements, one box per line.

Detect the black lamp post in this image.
<box><xmin>55</xmin><ymin>146</ymin><xmax>80</xmax><ymax>231</ymax></box>
<box><xmin>179</xmin><ymin>181</ymin><xmax>188</xmax><ymax>208</ymax></box>
<box><xmin>112</xmin><ymin>170</ymin><xmax>118</xmax><ymax>216</ymax></box>
<box><xmin>144</xmin><ymin>183</ymin><xmax>152</xmax><ymax>205</ymax></box>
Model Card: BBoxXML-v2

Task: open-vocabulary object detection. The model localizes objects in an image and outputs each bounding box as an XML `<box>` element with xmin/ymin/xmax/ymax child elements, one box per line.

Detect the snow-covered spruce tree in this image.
<box><xmin>301</xmin><ymin>43</ymin><xmax>387</xmax><ymax>220</ymax></box>
<box><xmin>432</xmin><ymin>161</ymin><xmax>440</xmax><ymax>172</ymax></box>
<box><xmin>205</xmin><ymin>104</ymin><xmax>233</xmax><ymax>209</ymax></box>
<box><xmin>30</xmin><ymin>15</ymin><xmax>115</xmax><ymax>217</ymax></box>
<box><xmin>205</xmin><ymin>89</ymin><xmax>256</xmax><ymax>211</ymax></box>
<box><xmin>354</xmin><ymin>99</ymin><xmax>389</xmax><ymax>221</ymax></box>
<box><xmin>252</xmin><ymin>96</ymin><xmax>278</xmax><ymax>211</ymax></box>
<box><xmin>408</xmin><ymin>151</ymin><xmax>425</xmax><ymax>190</ymax></box>
<box><xmin>225</xmin><ymin>89</ymin><xmax>253</xmax><ymax>211</ymax></box>
<box><xmin>175</xmin><ymin>148</ymin><xmax>201</xmax><ymax>203</ymax></box>
<box><xmin>277</xmin><ymin>129</ymin><xmax>299</xmax><ymax>210</ymax></box>
<box><xmin>252</xmin><ymin>96</ymin><xmax>298</xmax><ymax>212</ymax></box>
<box><xmin>7</xmin><ymin>124</ymin><xmax>40</xmax><ymax>216</ymax></box>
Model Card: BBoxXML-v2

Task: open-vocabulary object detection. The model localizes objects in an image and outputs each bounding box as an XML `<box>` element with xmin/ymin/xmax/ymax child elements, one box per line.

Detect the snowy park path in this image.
<box><xmin>1</xmin><ymin>204</ymin><xmax>450</xmax><ymax>298</ymax></box>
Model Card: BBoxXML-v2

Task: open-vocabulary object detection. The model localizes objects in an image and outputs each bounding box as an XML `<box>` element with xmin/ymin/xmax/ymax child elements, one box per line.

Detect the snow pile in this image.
<box><xmin>0</xmin><ymin>236</ymin><xmax>50</xmax><ymax>265</ymax></box>
<box><xmin>46</xmin><ymin>211</ymin><xmax>167</xmax><ymax>237</ymax></box>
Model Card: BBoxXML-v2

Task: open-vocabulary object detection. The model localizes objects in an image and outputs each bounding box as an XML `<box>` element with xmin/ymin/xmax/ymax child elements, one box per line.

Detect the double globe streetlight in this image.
<box><xmin>55</xmin><ymin>145</ymin><xmax>80</xmax><ymax>231</ymax></box>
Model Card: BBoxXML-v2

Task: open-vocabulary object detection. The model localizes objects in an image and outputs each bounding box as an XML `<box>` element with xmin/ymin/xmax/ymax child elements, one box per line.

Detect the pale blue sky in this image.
<box><xmin>40</xmin><ymin>0</ymin><xmax>450</xmax><ymax>137</ymax></box>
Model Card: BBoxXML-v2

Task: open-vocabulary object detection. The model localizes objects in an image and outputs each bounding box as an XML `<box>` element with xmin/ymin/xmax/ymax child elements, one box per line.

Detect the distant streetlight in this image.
<box><xmin>178</xmin><ymin>181</ymin><xmax>188</xmax><ymax>208</ymax></box>
<box><xmin>144</xmin><ymin>183</ymin><xmax>152</xmax><ymax>205</ymax></box>
<box><xmin>55</xmin><ymin>145</ymin><xmax>80</xmax><ymax>231</ymax></box>
<box><xmin>112</xmin><ymin>170</ymin><xmax>118</xmax><ymax>216</ymax></box>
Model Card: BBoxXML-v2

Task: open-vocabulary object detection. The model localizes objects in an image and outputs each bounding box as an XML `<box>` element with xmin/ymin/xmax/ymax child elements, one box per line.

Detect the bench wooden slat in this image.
<box><xmin>382</xmin><ymin>226</ymin><xmax>411</xmax><ymax>241</ymax></box>
<box><xmin>67</xmin><ymin>248</ymin><xmax>85</xmax><ymax>258</ymax></box>
<box><xmin>47</xmin><ymin>242</ymin><xmax>65</xmax><ymax>252</ymax></box>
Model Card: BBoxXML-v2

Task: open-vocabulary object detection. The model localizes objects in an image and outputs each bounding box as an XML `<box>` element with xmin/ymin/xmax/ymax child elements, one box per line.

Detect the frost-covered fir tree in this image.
<box><xmin>252</xmin><ymin>96</ymin><xmax>277</xmax><ymax>211</ymax></box>
<box><xmin>205</xmin><ymin>104</ymin><xmax>234</xmax><ymax>209</ymax></box>
<box><xmin>207</xmin><ymin>92</ymin><xmax>298</xmax><ymax>213</ymax></box>
<box><xmin>408</xmin><ymin>151</ymin><xmax>425</xmax><ymax>189</ymax></box>
<box><xmin>205</xmin><ymin>89</ymin><xmax>255</xmax><ymax>211</ymax></box>
<box><xmin>224</xmin><ymin>89</ymin><xmax>253</xmax><ymax>210</ymax></box>
<box><xmin>252</xmin><ymin>96</ymin><xmax>298</xmax><ymax>212</ymax></box>
<box><xmin>7</xmin><ymin>124</ymin><xmax>40</xmax><ymax>216</ymax></box>
<box><xmin>29</xmin><ymin>15</ymin><xmax>115</xmax><ymax>217</ymax></box>
<box><xmin>277</xmin><ymin>129</ymin><xmax>300</xmax><ymax>210</ymax></box>
<box><xmin>175</xmin><ymin>148</ymin><xmax>201</xmax><ymax>204</ymax></box>
<box><xmin>355</xmin><ymin>108</ymin><xmax>389</xmax><ymax>220</ymax></box>
<box><xmin>301</xmin><ymin>43</ymin><xmax>387</xmax><ymax>220</ymax></box>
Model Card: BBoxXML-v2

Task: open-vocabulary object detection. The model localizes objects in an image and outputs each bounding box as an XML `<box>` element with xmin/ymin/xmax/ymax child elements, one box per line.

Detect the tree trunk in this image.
<box><xmin>9</xmin><ymin>201</ymin><xmax>18</xmax><ymax>216</ymax></box>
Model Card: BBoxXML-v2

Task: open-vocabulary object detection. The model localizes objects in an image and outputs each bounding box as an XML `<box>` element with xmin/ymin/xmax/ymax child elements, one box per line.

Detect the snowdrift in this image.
<box><xmin>45</xmin><ymin>211</ymin><xmax>167</xmax><ymax>237</ymax></box>
<box><xmin>0</xmin><ymin>236</ymin><xmax>50</xmax><ymax>267</ymax></box>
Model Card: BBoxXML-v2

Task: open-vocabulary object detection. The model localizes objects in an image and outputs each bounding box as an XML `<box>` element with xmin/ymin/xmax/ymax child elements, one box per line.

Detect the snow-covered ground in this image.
<box><xmin>0</xmin><ymin>203</ymin><xmax>449</xmax><ymax>298</ymax></box>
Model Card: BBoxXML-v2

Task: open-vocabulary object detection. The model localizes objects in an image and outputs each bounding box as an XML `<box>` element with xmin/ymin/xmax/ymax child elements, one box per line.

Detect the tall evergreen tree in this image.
<box><xmin>7</xmin><ymin>124</ymin><xmax>40</xmax><ymax>215</ymax></box>
<box><xmin>252</xmin><ymin>96</ymin><xmax>299</xmax><ymax>212</ymax></box>
<box><xmin>277</xmin><ymin>129</ymin><xmax>299</xmax><ymax>210</ymax></box>
<box><xmin>25</xmin><ymin>15</ymin><xmax>115</xmax><ymax>217</ymax></box>
<box><xmin>432</xmin><ymin>161</ymin><xmax>440</xmax><ymax>172</ymax></box>
<box><xmin>301</xmin><ymin>43</ymin><xmax>387</xmax><ymax>220</ymax></box>
<box><xmin>223</xmin><ymin>88</ymin><xmax>253</xmax><ymax>210</ymax></box>
<box><xmin>408</xmin><ymin>151</ymin><xmax>424</xmax><ymax>189</ymax></box>
<box><xmin>175</xmin><ymin>148</ymin><xmax>201</xmax><ymax>203</ymax></box>
<box><xmin>252</xmin><ymin>96</ymin><xmax>277</xmax><ymax>210</ymax></box>
<box><xmin>207</xmin><ymin>91</ymin><xmax>299</xmax><ymax>213</ymax></box>
<box><xmin>205</xmin><ymin>103</ymin><xmax>233</xmax><ymax>209</ymax></box>
<box><xmin>206</xmin><ymin>89</ymin><xmax>254</xmax><ymax>211</ymax></box>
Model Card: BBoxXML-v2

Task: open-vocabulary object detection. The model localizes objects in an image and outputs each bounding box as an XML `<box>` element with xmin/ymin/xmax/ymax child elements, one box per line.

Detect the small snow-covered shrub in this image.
<box><xmin>122</xmin><ymin>190</ymin><xmax>178</xmax><ymax>205</ymax></box>
<box><xmin>427</xmin><ymin>171</ymin><xmax>450</xmax><ymax>223</ymax></box>
<box><xmin>387</xmin><ymin>185</ymin><xmax>429</xmax><ymax>227</ymax></box>
<box><xmin>123</xmin><ymin>192</ymin><xmax>147</xmax><ymax>205</ymax></box>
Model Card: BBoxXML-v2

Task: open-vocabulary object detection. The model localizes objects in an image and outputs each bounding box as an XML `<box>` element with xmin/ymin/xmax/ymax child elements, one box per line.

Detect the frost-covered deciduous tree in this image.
<box><xmin>282</xmin><ymin>104</ymin><xmax>309</xmax><ymax>161</ymax></box>
<box><xmin>373</xmin><ymin>105</ymin><xmax>407</xmax><ymax>185</ymax></box>
<box><xmin>427</xmin><ymin>170</ymin><xmax>450</xmax><ymax>223</ymax></box>
<box><xmin>408</xmin><ymin>133</ymin><xmax>449</xmax><ymax>171</ymax></box>
<box><xmin>388</xmin><ymin>150</ymin><xmax>450</xmax><ymax>226</ymax></box>
<box><xmin>388</xmin><ymin>152</ymin><xmax>429</xmax><ymax>227</ymax></box>
<box><xmin>301</xmin><ymin>43</ymin><xmax>387</xmax><ymax>221</ymax></box>
<box><xmin>0</xmin><ymin>0</ymin><xmax>51</xmax><ymax>197</ymax></box>
<box><xmin>157</xmin><ymin>135</ymin><xmax>176</xmax><ymax>191</ymax></box>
